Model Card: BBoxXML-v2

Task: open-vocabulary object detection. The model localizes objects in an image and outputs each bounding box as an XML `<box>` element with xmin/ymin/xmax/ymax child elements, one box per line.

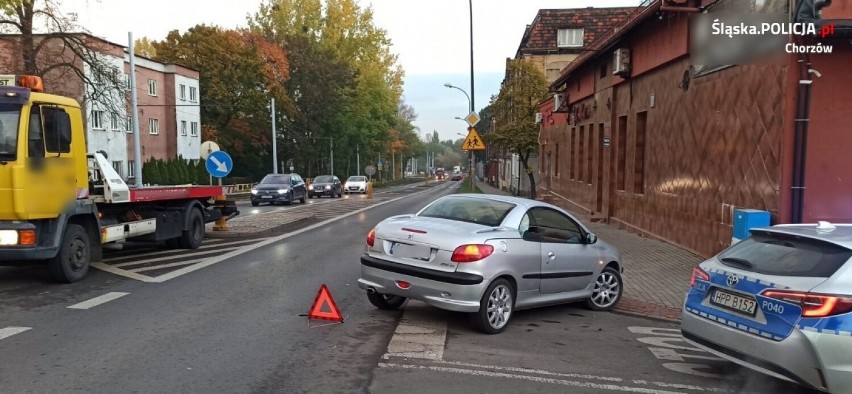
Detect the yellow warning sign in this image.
<box><xmin>462</xmin><ymin>127</ymin><xmax>485</xmax><ymax>151</ymax></box>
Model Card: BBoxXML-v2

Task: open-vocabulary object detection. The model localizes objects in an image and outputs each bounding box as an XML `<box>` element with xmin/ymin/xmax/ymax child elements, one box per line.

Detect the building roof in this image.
<box><xmin>515</xmin><ymin>6</ymin><xmax>637</xmax><ymax>58</ymax></box>
<box><xmin>0</xmin><ymin>32</ymin><xmax>199</xmax><ymax>74</ymax></box>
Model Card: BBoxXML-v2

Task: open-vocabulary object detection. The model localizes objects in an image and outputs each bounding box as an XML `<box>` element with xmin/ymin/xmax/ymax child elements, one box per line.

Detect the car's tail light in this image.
<box><xmin>689</xmin><ymin>267</ymin><xmax>710</xmax><ymax>286</ymax></box>
<box><xmin>366</xmin><ymin>229</ymin><xmax>376</xmax><ymax>247</ymax></box>
<box><xmin>450</xmin><ymin>244</ymin><xmax>494</xmax><ymax>263</ymax></box>
<box><xmin>762</xmin><ymin>290</ymin><xmax>852</xmax><ymax>317</ymax></box>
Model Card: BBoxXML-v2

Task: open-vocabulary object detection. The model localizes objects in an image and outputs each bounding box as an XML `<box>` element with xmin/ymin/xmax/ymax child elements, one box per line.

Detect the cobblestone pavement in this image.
<box><xmin>476</xmin><ymin>182</ymin><xmax>703</xmax><ymax>321</ymax></box>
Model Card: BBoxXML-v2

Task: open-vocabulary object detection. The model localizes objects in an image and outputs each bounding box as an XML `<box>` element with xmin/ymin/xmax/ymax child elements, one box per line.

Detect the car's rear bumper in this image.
<box><xmin>680</xmin><ymin>310</ymin><xmax>829</xmax><ymax>391</ymax></box>
<box><xmin>358</xmin><ymin>255</ymin><xmax>485</xmax><ymax>313</ymax></box>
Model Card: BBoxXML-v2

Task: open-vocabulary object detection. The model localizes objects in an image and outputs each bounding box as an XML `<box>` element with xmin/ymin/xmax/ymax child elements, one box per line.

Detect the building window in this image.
<box><xmin>110</xmin><ymin>113</ymin><xmax>121</xmax><ymax>131</ymax></box>
<box><xmin>124</xmin><ymin>74</ymin><xmax>131</xmax><ymax>90</ymax></box>
<box><xmin>190</xmin><ymin>121</ymin><xmax>198</xmax><ymax>136</ymax></box>
<box><xmin>189</xmin><ymin>86</ymin><xmax>197</xmax><ymax>102</ymax></box>
<box><xmin>577</xmin><ymin>125</ymin><xmax>585</xmax><ymax>182</ymax></box>
<box><xmin>126</xmin><ymin>111</ymin><xmax>133</xmax><ymax>133</ymax></box>
<box><xmin>149</xmin><ymin>118</ymin><xmax>159</xmax><ymax>135</ymax></box>
<box><xmin>616</xmin><ymin>115</ymin><xmax>627</xmax><ymax>191</ymax></box>
<box><xmin>634</xmin><ymin>112</ymin><xmax>647</xmax><ymax>194</ymax></box>
<box><xmin>557</xmin><ymin>28</ymin><xmax>584</xmax><ymax>48</ymax></box>
<box><xmin>569</xmin><ymin>127</ymin><xmax>576</xmax><ymax>180</ymax></box>
<box><xmin>180</xmin><ymin>120</ymin><xmax>187</xmax><ymax>136</ymax></box>
<box><xmin>127</xmin><ymin>160</ymin><xmax>135</xmax><ymax>178</ymax></box>
<box><xmin>179</xmin><ymin>84</ymin><xmax>186</xmax><ymax>101</ymax></box>
<box><xmin>148</xmin><ymin>79</ymin><xmax>157</xmax><ymax>96</ymax></box>
<box><xmin>91</xmin><ymin>110</ymin><xmax>104</xmax><ymax>130</ymax></box>
<box><xmin>112</xmin><ymin>161</ymin><xmax>123</xmax><ymax>177</ymax></box>
<box><xmin>554</xmin><ymin>143</ymin><xmax>560</xmax><ymax>177</ymax></box>
<box><xmin>587</xmin><ymin>125</ymin><xmax>594</xmax><ymax>184</ymax></box>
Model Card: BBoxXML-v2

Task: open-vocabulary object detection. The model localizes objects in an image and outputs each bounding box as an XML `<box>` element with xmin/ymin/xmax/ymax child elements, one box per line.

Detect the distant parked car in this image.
<box><xmin>250</xmin><ymin>173</ymin><xmax>307</xmax><ymax>206</ymax></box>
<box><xmin>309</xmin><ymin>175</ymin><xmax>342</xmax><ymax>198</ymax></box>
<box><xmin>358</xmin><ymin>194</ymin><xmax>623</xmax><ymax>334</ymax></box>
<box><xmin>345</xmin><ymin>175</ymin><xmax>368</xmax><ymax>194</ymax></box>
<box><xmin>451</xmin><ymin>172</ymin><xmax>463</xmax><ymax>181</ymax></box>
<box><xmin>681</xmin><ymin>221</ymin><xmax>852</xmax><ymax>393</ymax></box>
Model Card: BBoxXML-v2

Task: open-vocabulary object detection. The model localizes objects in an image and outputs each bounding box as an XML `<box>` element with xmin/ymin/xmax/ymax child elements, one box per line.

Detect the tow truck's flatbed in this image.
<box><xmin>128</xmin><ymin>186</ymin><xmax>232</xmax><ymax>203</ymax></box>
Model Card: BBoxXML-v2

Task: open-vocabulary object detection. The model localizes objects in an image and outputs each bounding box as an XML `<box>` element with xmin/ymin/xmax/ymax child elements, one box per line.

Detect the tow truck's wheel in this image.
<box><xmin>178</xmin><ymin>209</ymin><xmax>204</xmax><ymax>249</ymax></box>
<box><xmin>48</xmin><ymin>224</ymin><xmax>90</xmax><ymax>283</ymax></box>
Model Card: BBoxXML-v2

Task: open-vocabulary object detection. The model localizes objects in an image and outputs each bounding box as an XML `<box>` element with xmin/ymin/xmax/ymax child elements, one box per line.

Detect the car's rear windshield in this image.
<box><xmin>418</xmin><ymin>196</ymin><xmax>515</xmax><ymax>227</ymax></box>
<box><xmin>718</xmin><ymin>231</ymin><xmax>852</xmax><ymax>277</ymax></box>
<box><xmin>313</xmin><ymin>176</ymin><xmax>333</xmax><ymax>183</ymax></box>
<box><xmin>260</xmin><ymin>175</ymin><xmax>290</xmax><ymax>184</ymax></box>
<box><xmin>347</xmin><ymin>176</ymin><xmax>366</xmax><ymax>182</ymax></box>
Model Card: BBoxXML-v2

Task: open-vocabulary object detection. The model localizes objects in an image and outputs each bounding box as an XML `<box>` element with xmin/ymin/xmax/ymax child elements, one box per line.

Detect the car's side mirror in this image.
<box><xmin>586</xmin><ymin>233</ymin><xmax>598</xmax><ymax>244</ymax></box>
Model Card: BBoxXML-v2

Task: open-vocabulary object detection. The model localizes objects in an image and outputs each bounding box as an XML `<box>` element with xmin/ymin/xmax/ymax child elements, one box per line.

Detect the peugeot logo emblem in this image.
<box><xmin>407</xmin><ymin>233</ymin><xmax>413</xmax><ymax>240</ymax></box>
<box><xmin>726</xmin><ymin>275</ymin><xmax>739</xmax><ymax>287</ymax></box>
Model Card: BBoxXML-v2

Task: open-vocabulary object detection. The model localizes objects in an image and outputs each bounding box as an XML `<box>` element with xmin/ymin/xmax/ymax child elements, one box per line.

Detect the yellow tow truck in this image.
<box><xmin>0</xmin><ymin>75</ymin><xmax>238</xmax><ymax>282</ymax></box>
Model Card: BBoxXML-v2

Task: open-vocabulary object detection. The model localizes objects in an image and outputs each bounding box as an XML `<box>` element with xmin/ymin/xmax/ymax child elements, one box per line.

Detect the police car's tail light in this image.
<box><xmin>366</xmin><ymin>228</ymin><xmax>376</xmax><ymax>247</ymax></box>
<box><xmin>451</xmin><ymin>244</ymin><xmax>494</xmax><ymax>263</ymax></box>
<box><xmin>690</xmin><ymin>267</ymin><xmax>709</xmax><ymax>286</ymax></box>
<box><xmin>762</xmin><ymin>290</ymin><xmax>852</xmax><ymax>317</ymax></box>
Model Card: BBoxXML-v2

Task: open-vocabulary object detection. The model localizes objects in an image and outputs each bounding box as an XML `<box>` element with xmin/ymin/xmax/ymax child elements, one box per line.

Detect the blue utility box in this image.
<box><xmin>733</xmin><ymin>209</ymin><xmax>771</xmax><ymax>240</ymax></box>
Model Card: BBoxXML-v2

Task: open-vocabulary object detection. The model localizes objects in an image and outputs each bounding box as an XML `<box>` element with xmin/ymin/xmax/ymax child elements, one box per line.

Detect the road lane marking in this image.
<box><xmin>111</xmin><ymin>247</ymin><xmax>242</xmax><ymax>268</ymax></box>
<box><xmin>67</xmin><ymin>292</ymin><xmax>129</xmax><ymax>310</ymax></box>
<box><xmin>0</xmin><ymin>327</ymin><xmax>31</xmax><ymax>341</ymax></box>
<box><xmin>378</xmin><ymin>363</ymin><xmax>684</xmax><ymax>394</ymax></box>
<box><xmin>383</xmin><ymin>301</ymin><xmax>447</xmax><ymax>360</ymax></box>
<box><xmin>146</xmin><ymin>182</ymin><xmax>453</xmax><ymax>283</ymax></box>
<box><xmin>103</xmin><ymin>238</ymin><xmax>264</xmax><ymax>263</ymax></box>
<box><xmin>128</xmin><ymin>259</ymin><xmax>204</xmax><ymax>273</ymax></box>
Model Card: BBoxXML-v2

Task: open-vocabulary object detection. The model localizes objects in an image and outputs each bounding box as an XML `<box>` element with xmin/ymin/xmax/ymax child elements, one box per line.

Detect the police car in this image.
<box><xmin>681</xmin><ymin>221</ymin><xmax>852</xmax><ymax>393</ymax></box>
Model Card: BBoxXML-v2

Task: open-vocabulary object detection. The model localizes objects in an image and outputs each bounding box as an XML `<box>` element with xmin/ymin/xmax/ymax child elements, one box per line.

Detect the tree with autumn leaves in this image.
<box><xmin>488</xmin><ymin>59</ymin><xmax>549</xmax><ymax>199</ymax></box>
<box><xmin>147</xmin><ymin>26</ymin><xmax>291</xmax><ymax>178</ymax></box>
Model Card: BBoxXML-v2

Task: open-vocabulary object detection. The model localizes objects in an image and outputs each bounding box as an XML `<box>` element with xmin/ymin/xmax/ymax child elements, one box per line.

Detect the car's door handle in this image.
<box><xmin>547</xmin><ymin>251</ymin><xmax>555</xmax><ymax>259</ymax></box>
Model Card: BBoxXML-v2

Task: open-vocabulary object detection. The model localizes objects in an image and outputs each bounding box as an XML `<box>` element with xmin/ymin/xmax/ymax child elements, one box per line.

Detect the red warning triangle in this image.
<box><xmin>307</xmin><ymin>284</ymin><xmax>344</xmax><ymax>323</ymax></box>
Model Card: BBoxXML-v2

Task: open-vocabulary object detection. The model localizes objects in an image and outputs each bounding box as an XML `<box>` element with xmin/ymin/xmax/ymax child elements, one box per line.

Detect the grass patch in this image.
<box><xmin>456</xmin><ymin>180</ymin><xmax>482</xmax><ymax>194</ymax></box>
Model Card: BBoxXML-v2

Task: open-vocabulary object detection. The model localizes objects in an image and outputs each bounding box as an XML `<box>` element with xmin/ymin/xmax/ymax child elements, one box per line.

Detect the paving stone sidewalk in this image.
<box><xmin>476</xmin><ymin>182</ymin><xmax>703</xmax><ymax>322</ymax></box>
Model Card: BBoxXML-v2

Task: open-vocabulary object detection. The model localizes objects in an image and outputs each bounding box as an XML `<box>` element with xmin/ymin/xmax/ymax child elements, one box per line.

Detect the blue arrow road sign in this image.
<box><xmin>206</xmin><ymin>150</ymin><xmax>233</xmax><ymax>178</ymax></box>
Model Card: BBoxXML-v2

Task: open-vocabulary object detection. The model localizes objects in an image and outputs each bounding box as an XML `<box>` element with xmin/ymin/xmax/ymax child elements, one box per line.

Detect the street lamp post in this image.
<box><xmin>445</xmin><ymin>84</ymin><xmax>475</xmax><ymax>187</ymax></box>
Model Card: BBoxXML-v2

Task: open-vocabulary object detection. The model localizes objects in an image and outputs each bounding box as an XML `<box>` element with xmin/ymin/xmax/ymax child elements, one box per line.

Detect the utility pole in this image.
<box><xmin>356</xmin><ymin>144</ymin><xmax>360</xmax><ymax>175</ymax></box>
<box><xmin>128</xmin><ymin>32</ymin><xmax>143</xmax><ymax>187</ymax></box>
<box><xmin>271</xmin><ymin>98</ymin><xmax>277</xmax><ymax>174</ymax></box>
<box><xmin>329</xmin><ymin>137</ymin><xmax>334</xmax><ymax>176</ymax></box>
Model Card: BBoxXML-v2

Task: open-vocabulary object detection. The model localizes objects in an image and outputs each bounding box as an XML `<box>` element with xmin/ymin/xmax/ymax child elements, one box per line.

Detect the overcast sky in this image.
<box><xmin>67</xmin><ymin>0</ymin><xmax>638</xmax><ymax>142</ymax></box>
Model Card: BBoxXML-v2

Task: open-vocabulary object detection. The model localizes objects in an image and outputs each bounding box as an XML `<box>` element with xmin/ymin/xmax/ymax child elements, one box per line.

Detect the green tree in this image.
<box><xmin>134</xmin><ymin>36</ymin><xmax>157</xmax><ymax>57</ymax></box>
<box><xmin>151</xmin><ymin>25</ymin><xmax>291</xmax><ymax>179</ymax></box>
<box><xmin>489</xmin><ymin>59</ymin><xmax>548</xmax><ymax>199</ymax></box>
<box><xmin>250</xmin><ymin>0</ymin><xmax>405</xmax><ymax>179</ymax></box>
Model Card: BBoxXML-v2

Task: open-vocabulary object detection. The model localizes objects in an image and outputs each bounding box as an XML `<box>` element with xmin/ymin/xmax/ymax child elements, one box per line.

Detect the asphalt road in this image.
<box><xmin>0</xmin><ymin>179</ymin><xmax>817</xmax><ymax>393</ymax></box>
<box><xmin>0</xmin><ymin>180</ymin><xmax>456</xmax><ymax>393</ymax></box>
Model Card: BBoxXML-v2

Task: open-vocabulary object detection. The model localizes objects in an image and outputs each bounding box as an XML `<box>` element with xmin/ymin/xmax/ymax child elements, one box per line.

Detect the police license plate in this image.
<box><xmin>711</xmin><ymin>289</ymin><xmax>757</xmax><ymax>316</ymax></box>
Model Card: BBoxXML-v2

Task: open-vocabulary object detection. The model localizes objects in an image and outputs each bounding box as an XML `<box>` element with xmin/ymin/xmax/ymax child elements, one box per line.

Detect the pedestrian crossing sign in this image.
<box><xmin>462</xmin><ymin>127</ymin><xmax>485</xmax><ymax>151</ymax></box>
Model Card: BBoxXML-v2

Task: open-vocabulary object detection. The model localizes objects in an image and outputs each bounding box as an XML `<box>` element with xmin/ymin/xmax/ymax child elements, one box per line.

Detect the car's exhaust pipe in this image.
<box><xmin>367</xmin><ymin>287</ymin><xmax>377</xmax><ymax>294</ymax></box>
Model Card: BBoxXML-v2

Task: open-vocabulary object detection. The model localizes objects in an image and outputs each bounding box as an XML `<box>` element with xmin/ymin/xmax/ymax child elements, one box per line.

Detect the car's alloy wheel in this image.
<box><xmin>586</xmin><ymin>267</ymin><xmax>622</xmax><ymax>311</ymax></box>
<box><xmin>470</xmin><ymin>278</ymin><xmax>514</xmax><ymax>334</ymax></box>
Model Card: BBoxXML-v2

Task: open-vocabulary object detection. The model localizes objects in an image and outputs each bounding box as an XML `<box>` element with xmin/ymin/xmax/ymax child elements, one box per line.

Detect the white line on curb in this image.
<box><xmin>0</xmin><ymin>326</ymin><xmax>31</xmax><ymax>341</ymax></box>
<box><xmin>378</xmin><ymin>363</ymin><xmax>684</xmax><ymax>394</ymax></box>
<box><xmin>67</xmin><ymin>292</ymin><xmax>129</xmax><ymax>310</ymax></box>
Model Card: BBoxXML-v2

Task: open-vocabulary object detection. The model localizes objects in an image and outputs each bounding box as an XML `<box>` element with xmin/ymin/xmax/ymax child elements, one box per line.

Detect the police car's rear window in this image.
<box><xmin>718</xmin><ymin>232</ymin><xmax>852</xmax><ymax>277</ymax></box>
